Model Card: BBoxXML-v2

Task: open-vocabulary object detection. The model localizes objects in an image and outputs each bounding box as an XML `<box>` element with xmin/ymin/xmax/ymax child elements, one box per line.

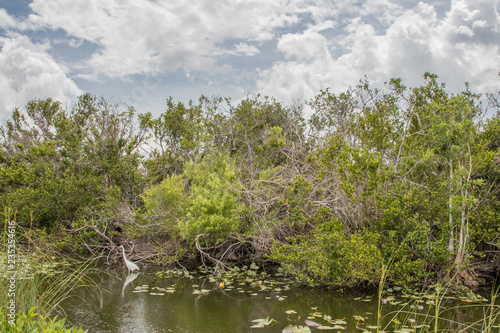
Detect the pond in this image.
<box><xmin>58</xmin><ymin>265</ymin><xmax>498</xmax><ymax>333</ymax></box>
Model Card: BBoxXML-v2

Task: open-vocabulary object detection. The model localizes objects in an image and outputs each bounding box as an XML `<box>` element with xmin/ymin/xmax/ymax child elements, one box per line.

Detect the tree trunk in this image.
<box><xmin>448</xmin><ymin>160</ymin><xmax>454</xmax><ymax>254</ymax></box>
<box><xmin>454</xmin><ymin>196</ymin><xmax>466</xmax><ymax>267</ymax></box>
<box><xmin>454</xmin><ymin>145</ymin><xmax>472</xmax><ymax>267</ymax></box>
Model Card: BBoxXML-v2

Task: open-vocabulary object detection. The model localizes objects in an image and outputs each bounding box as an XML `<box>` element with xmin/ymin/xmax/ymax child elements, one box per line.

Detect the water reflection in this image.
<box><xmin>117</xmin><ymin>289</ymin><xmax>151</xmax><ymax>333</ymax></box>
<box><xmin>121</xmin><ymin>273</ymin><xmax>139</xmax><ymax>297</ymax></box>
<box><xmin>59</xmin><ymin>269</ymin><xmax>497</xmax><ymax>333</ymax></box>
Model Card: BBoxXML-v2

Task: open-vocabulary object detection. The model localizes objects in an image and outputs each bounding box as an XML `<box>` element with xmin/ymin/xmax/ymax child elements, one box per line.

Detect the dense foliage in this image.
<box><xmin>1</xmin><ymin>74</ymin><xmax>499</xmax><ymax>287</ymax></box>
<box><xmin>0</xmin><ymin>307</ymin><xmax>85</xmax><ymax>332</ymax></box>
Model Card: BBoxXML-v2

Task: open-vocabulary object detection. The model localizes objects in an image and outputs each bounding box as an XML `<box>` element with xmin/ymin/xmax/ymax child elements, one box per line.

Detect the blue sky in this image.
<box><xmin>0</xmin><ymin>0</ymin><xmax>499</xmax><ymax>119</ymax></box>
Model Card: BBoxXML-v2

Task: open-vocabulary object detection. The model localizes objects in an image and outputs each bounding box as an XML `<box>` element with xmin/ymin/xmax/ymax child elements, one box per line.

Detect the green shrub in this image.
<box><xmin>142</xmin><ymin>154</ymin><xmax>244</xmax><ymax>246</ymax></box>
<box><xmin>181</xmin><ymin>155</ymin><xmax>244</xmax><ymax>245</ymax></box>
<box><xmin>142</xmin><ymin>174</ymin><xmax>187</xmax><ymax>235</ymax></box>
<box><xmin>271</xmin><ymin>219</ymin><xmax>382</xmax><ymax>286</ymax></box>
<box><xmin>0</xmin><ymin>306</ymin><xmax>86</xmax><ymax>333</ymax></box>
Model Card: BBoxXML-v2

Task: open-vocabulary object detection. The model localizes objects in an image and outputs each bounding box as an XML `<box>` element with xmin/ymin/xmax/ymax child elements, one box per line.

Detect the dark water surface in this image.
<box><xmin>58</xmin><ymin>268</ymin><xmax>497</xmax><ymax>333</ymax></box>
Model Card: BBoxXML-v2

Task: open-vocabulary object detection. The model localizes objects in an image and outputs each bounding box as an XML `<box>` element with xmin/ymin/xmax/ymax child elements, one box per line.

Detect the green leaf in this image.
<box><xmin>317</xmin><ymin>325</ymin><xmax>345</xmax><ymax>330</ymax></box>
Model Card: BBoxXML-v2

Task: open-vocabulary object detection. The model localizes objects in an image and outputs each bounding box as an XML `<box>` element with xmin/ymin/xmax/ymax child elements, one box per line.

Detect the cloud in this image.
<box><xmin>257</xmin><ymin>0</ymin><xmax>500</xmax><ymax>106</ymax></box>
<box><xmin>278</xmin><ymin>31</ymin><xmax>330</xmax><ymax>61</ymax></box>
<box><xmin>0</xmin><ymin>34</ymin><xmax>83</xmax><ymax>117</ymax></box>
<box><xmin>0</xmin><ymin>9</ymin><xmax>16</xmax><ymax>28</ymax></box>
<box><xmin>1</xmin><ymin>0</ymin><xmax>498</xmax><ymax>118</ymax></box>
<box><xmin>257</xmin><ymin>27</ymin><xmax>338</xmax><ymax>102</ymax></box>
<box><xmin>25</xmin><ymin>0</ymin><xmax>299</xmax><ymax>79</ymax></box>
<box><xmin>231</xmin><ymin>43</ymin><xmax>260</xmax><ymax>56</ymax></box>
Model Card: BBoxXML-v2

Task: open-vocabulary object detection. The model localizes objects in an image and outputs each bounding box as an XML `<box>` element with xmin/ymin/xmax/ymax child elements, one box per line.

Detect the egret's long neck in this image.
<box><xmin>121</xmin><ymin>248</ymin><xmax>127</xmax><ymax>261</ymax></box>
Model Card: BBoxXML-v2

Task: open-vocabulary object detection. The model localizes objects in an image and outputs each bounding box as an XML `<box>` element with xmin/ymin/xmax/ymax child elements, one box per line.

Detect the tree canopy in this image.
<box><xmin>2</xmin><ymin>74</ymin><xmax>499</xmax><ymax>287</ymax></box>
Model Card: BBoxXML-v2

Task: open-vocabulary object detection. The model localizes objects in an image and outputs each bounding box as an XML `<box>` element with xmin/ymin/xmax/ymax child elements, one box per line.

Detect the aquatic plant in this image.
<box><xmin>0</xmin><ymin>221</ymin><xmax>99</xmax><ymax>331</ymax></box>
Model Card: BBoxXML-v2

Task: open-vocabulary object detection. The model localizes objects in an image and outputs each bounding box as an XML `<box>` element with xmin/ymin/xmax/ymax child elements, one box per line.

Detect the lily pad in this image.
<box><xmin>282</xmin><ymin>325</ymin><xmax>311</xmax><ymax>333</ymax></box>
<box><xmin>250</xmin><ymin>317</ymin><xmax>275</xmax><ymax>328</ymax></box>
<box><xmin>317</xmin><ymin>325</ymin><xmax>345</xmax><ymax>330</ymax></box>
<box><xmin>304</xmin><ymin>319</ymin><xmax>321</xmax><ymax>327</ymax></box>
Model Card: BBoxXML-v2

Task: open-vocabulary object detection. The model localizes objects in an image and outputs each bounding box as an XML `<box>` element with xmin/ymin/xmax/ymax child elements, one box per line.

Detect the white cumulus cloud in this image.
<box><xmin>0</xmin><ymin>34</ymin><xmax>83</xmax><ymax>118</ymax></box>
<box><xmin>0</xmin><ymin>9</ymin><xmax>16</xmax><ymax>28</ymax></box>
<box><xmin>26</xmin><ymin>0</ymin><xmax>299</xmax><ymax>79</ymax></box>
<box><xmin>231</xmin><ymin>43</ymin><xmax>260</xmax><ymax>56</ymax></box>
<box><xmin>257</xmin><ymin>0</ymin><xmax>500</xmax><ymax>106</ymax></box>
<box><xmin>0</xmin><ymin>0</ymin><xmax>498</xmax><ymax>118</ymax></box>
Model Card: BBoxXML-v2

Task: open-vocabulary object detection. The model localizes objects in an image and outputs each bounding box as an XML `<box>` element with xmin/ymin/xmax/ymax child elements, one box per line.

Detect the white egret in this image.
<box><xmin>119</xmin><ymin>245</ymin><xmax>140</xmax><ymax>273</ymax></box>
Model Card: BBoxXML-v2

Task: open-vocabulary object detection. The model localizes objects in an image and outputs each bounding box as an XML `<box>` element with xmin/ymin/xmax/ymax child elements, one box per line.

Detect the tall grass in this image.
<box><xmin>376</xmin><ymin>262</ymin><xmax>390</xmax><ymax>332</ymax></box>
<box><xmin>1</xmin><ymin>217</ymin><xmax>101</xmax><ymax>330</ymax></box>
<box><xmin>481</xmin><ymin>281</ymin><xmax>500</xmax><ymax>333</ymax></box>
<box><xmin>374</xmin><ymin>238</ymin><xmax>499</xmax><ymax>333</ymax></box>
<box><xmin>376</xmin><ymin>276</ymin><xmax>500</xmax><ymax>333</ymax></box>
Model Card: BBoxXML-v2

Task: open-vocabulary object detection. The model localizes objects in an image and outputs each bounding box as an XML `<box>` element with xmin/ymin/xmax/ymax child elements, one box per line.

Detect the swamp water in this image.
<box><xmin>58</xmin><ymin>266</ymin><xmax>498</xmax><ymax>333</ymax></box>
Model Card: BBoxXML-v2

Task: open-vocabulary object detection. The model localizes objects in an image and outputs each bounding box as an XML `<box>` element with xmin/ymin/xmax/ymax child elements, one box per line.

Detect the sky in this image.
<box><xmin>0</xmin><ymin>0</ymin><xmax>499</xmax><ymax>120</ymax></box>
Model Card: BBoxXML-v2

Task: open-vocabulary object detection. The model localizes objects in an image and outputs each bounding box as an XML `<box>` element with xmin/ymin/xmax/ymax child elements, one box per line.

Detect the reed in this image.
<box><xmin>1</xmin><ymin>219</ymin><xmax>100</xmax><ymax>331</ymax></box>
<box><xmin>484</xmin><ymin>281</ymin><xmax>500</xmax><ymax>333</ymax></box>
<box><xmin>376</xmin><ymin>276</ymin><xmax>500</xmax><ymax>332</ymax></box>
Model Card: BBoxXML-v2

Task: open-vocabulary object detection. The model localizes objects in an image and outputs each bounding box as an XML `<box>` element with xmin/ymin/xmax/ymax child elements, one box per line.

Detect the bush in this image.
<box><xmin>0</xmin><ymin>306</ymin><xmax>86</xmax><ymax>333</ymax></box>
<box><xmin>270</xmin><ymin>219</ymin><xmax>382</xmax><ymax>286</ymax></box>
<box><xmin>142</xmin><ymin>154</ymin><xmax>244</xmax><ymax>246</ymax></box>
<box><xmin>142</xmin><ymin>174</ymin><xmax>187</xmax><ymax>235</ymax></box>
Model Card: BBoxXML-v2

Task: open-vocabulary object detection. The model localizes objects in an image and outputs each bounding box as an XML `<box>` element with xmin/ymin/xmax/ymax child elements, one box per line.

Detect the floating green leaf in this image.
<box><xmin>282</xmin><ymin>325</ymin><xmax>312</xmax><ymax>333</ymax></box>
<box><xmin>317</xmin><ymin>325</ymin><xmax>345</xmax><ymax>330</ymax></box>
<box><xmin>250</xmin><ymin>317</ymin><xmax>275</xmax><ymax>328</ymax></box>
<box><xmin>304</xmin><ymin>319</ymin><xmax>321</xmax><ymax>327</ymax></box>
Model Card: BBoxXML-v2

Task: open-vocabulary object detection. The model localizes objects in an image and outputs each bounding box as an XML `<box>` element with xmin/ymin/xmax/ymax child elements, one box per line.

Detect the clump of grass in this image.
<box><xmin>372</xmin><ymin>234</ymin><xmax>499</xmax><ymax>333</ymax></box>
<box><xmin>376</xmin><ymin>276</ymin><xmax>500</xmax><ymax>332</ymax></box>
<box><xmin>376</xmin><ymin>262</ymin><xmax>390</xmax><ymax>332</ymax></box>
<box><xmin>484</xmin><ymin>282</ymin><xmax>500</xmax><ymax>332</ymax></box>
<box><xmin>1</xmin><ymin>218</ymin><xmax>102</xmax><ymax>331</ymax></box>
<box><xmin>462</xmin><ymin>281</ymin><xmax>500</xmax><ymax>333</ymax></box>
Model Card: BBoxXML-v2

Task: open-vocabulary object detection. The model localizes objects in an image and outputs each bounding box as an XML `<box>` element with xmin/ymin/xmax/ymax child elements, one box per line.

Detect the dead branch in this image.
<box><xmin>195</xmin><ymin>234</ymin><xmax>225</xmax><ymax>273</ymax></box>
<box><xmin>70</xmin><ymin>224</ymin><xmax>116</xmax><ymax>247</ymax></box>
<box><xmin>194</xmin><ymin>234</ymin><xmax>251</xmax><ymax>274</ymax></box>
